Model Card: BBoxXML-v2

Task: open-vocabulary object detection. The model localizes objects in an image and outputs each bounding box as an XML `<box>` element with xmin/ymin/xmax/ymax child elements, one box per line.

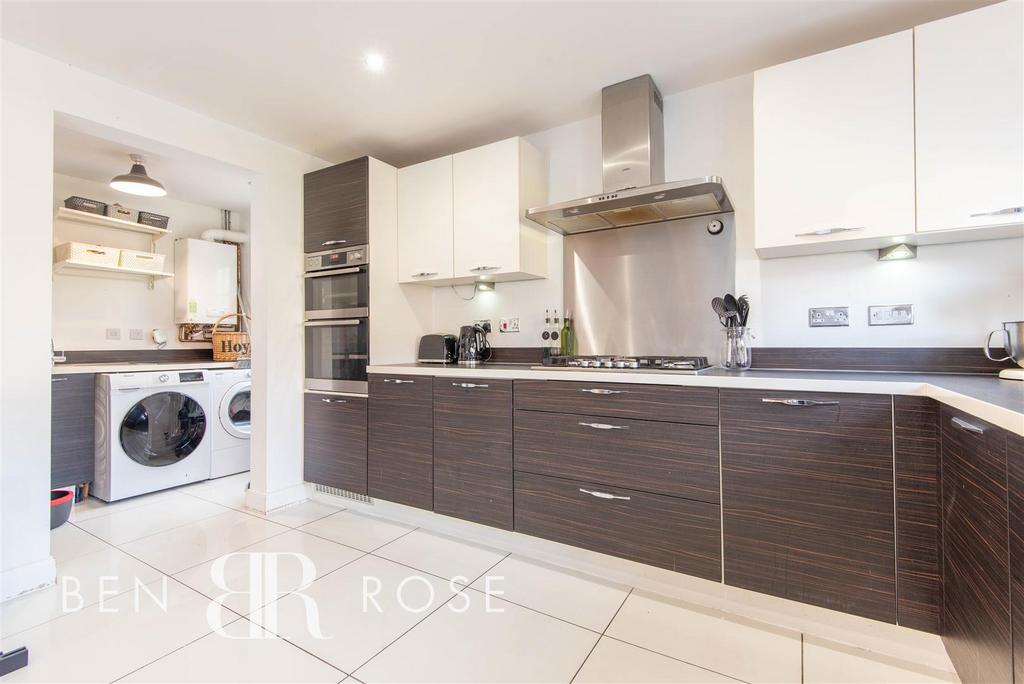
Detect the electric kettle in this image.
<box><xmin>984</xmin><ymin>320</ymin><xmax>1024</xmax><ymax>380</ymax></box>
<box><xmin>458</xmin><ymin>324</ymin><xmax>492</xmax><ymax>364</ymax></box>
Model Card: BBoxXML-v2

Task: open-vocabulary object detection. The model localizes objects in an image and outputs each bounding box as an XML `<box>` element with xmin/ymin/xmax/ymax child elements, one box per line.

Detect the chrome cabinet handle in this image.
<box><xmin>51</xmin><ymin>377</ymin><xmax>69</xmax><ymax>382</ymax></box>
<box><xmin>412</xmin><ymin>271</ymin><xmax>438</xmax><ymax>278</ymax></box>
<box><xmin>383</xmin><ymin>378</ymin><xmax>414</xmax><ymax>384</ymax></box>
<box><xmin>984</xmin><ymin>329</ymin><xmax>1013</xmax><ymax>362</ymax></box>
<box><xmin>579</xmin><ymin>488</ymin><xmax>631</xmax><ymax>501</ymax></box>
<box><xmin>320</xmin><ymin>398</ymin><xmax>347</xmax><ymax>404</ymax></box>
<box><xmin>761</xmin><ymin>398</ymin><xmax>840</xmax><ymax>407</ymax></box>
<box><xmin>469</xmin><ymin>265</ymin><xmax>501</xmax><ymax>272</ymax></box>
<box><xmin>304</xmin><ymin>319</ymin><xmax>362</xmax><ymax>327</ymax></box>
<box><xmin>321</xmin><ymin>240</ymin><xmax>347</xmax><ymax>246</ymax></box>
<box><xmin>579</xmin><ymin>388</ymin><xmax>627</xmax><ymax>395</ymax></box>
<box><xmin>118</xmin><ymin>387</ymin><xmax>142</xmax><ymax>392</ymax></box>
<box><xmin>304</xmin><ymin>266</ymin><xmax>362</xmax><ymax>279</ymax></box>
<box><xmin>452</xmin><ymin>382</ymin><xmax>489</xmax><ymax>389</ymax></box>
<box><xmin>951</xmin><ymin>416</ymin><xmax>985</xmax><ymax>435</ymax></box>
<box><xmin>970</xmin><ymin>206</ymin><xmax>1023</xmax><ymax>218</ymax></box>
<box><xmin>578</xmin><ymin>421</ymin><xmax>628</xmax><ymax>431</ymax></box>
<box><xmin>794</xmin><ymin>227</ymin><xmax>865</xmax><ymax>238</ymax></box>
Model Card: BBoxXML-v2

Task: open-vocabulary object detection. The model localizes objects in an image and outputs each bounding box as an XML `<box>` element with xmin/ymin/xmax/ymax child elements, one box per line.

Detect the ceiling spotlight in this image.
<box><xmin>878</xmin><ymin>243</ymin><xmax>918</xmax><ymax>261</ymax></box>
<box><xmin>363</xmin><ymin>52</ymin><xmax>386</xmax><ymax>73</ymax></box>
<box><xmin>110</xmin><ymin>154</ymin><xmax>166</xmax><ymax>197</ymax></box>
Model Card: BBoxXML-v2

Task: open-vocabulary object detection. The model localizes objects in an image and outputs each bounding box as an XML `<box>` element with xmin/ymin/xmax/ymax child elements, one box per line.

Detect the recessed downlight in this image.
<box><xmin>363</xmin><ymin>52</ymin><xmax>386</xmax><ymax>73</ymax></box>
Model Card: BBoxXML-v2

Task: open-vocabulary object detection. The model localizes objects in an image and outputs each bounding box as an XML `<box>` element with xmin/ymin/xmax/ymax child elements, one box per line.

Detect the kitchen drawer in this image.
<box><xmin>514</xmin><ymin>471</ymin><xmax>721</xmax><ymax>580</ymax></box>
<box><xmin>51</xmin><ymin>373</ymin><xmax>95</xmax><ymax>488</ymax></box>
<box><xmin>434</xmin><ymin>379</ymin><xmax>513</xmax><ymax>530</ymax></box>
<box><xmin>368</xmin><ymin>375</ymin><xmax>433</xmax><ymax>510</ymax></box>
<box><xmin>514</xmin><ymin>380</ymin><xmax>718</xmax><ymax>426</ymax></box>
<box><xmin>304</xmin><ymin>393</ymin><xmax>367</xmax><ymax>494</ymax></box>
<box><xmin>514</xmin><ymin>410</ymin><xmax>719</xmax><ymax>503</ymax></box>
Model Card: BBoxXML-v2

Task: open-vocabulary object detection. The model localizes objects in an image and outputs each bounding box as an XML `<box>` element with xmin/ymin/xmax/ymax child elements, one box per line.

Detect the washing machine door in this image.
<box><xmin>120</xmin><ymin>391</ymin><xmax>207</xmax><ymax>467</ymax></box>
<box><xmin>220</xmin><ymin>381</ymin><xmax>251</xmax><ymax>439</ymax></box>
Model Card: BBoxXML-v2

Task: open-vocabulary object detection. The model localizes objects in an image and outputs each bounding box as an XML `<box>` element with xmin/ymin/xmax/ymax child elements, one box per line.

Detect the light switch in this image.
<box><xmin>869</xmin><ymin>304</ymin><xmax>914</xmax><ymax>326</ymax></box>
<box><xmin>129</xmin><ymin>328</ymin><xmax>144</xmax><ymax>340</ymax></box>
<box><xmin>105</xmin><ymin>328</ymin><xmax>121</xmax><ymax>340</ymax></box>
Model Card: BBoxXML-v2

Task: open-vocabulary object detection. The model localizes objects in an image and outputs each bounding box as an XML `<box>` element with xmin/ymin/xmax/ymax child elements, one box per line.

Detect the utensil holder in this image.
<box><xmin>722</xmin><ymin>326</ymin><xmax>752</xmax><ymax>370</ymax></box>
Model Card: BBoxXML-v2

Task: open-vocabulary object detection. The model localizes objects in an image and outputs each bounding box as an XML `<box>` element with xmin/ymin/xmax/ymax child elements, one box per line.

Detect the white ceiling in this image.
<box><xmin>53</xmin><ymin>117</ymin><xmax>254</xmax><ymax>211</ymax></box>
<box><xmin>4</xmin><ymin>0</ymin><xmax>992</xmax><ymax>167</ymax></box>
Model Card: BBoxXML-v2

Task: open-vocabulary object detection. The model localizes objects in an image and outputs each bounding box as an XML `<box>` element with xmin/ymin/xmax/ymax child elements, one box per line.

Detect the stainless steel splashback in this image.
<box><xmin>564</xmin><ymin>216</ymin><xmax>735</xmax><ymax>362</ymax></box>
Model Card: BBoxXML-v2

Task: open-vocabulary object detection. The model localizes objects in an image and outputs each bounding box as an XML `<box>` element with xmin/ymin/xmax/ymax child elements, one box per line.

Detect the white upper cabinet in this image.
<box><xmin>452</xmin><ymin>137</ymin><xmax>548</xmax><ymax>281</ymax></box>
<box><xmin>915</xmin><ymin>1</ymin><xmax>1024</xmax><ymax>233</ymax></box>
<box><xmin>754</xmin><ymin>31</ymin><xmax>916</xmax><ymax>256</ymax></box>
<box><xmin>397</xmin><ymin>155</ymin><xmax>454</xmax><ymax>283</ymax></box>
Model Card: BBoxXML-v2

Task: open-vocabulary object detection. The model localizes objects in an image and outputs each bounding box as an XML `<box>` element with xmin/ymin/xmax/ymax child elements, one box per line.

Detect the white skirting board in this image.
<box><xmin>0</xmin><ymin>555</ymin><xmax>56</xmax><ymax>603</ymax></box>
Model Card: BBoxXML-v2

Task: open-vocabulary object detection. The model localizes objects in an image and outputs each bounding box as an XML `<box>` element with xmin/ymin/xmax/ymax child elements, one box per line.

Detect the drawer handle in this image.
<box><xmin>51</xmin><ymin>377</ymin><xmax>69</xmax><ymax>382</ymax></box>
<box><xmin>321</xmin><ymin>398</ymin><xmax>347</xmax><ymax>404</ymax></box>
<box><xmin>579</xmin><ymin>488</ymin><xmax>631</xmax><ymax>501</ymax></box>
<box><xmin>578</xmin><ymin>421</ymin><xmax>628</xmax><ymax>431</ymax></box>
<box><xmin>951</xmin><ymin>416</ymin><xmax>985</xmax><ymax>435</ymax></box>
<box><xmin>452</xmin><ymin>382</ymin><xmax>489</xmax><ymax>389</ymax></box>
<box><xmin>970</xmin><ymin>206</ymin><xmax>1023</xmax><ymax>218</ymax></box>
<box><xmin>761</xmin><ymin>398</ymin><xmax>839</xmax><ymax>407</ymax></box>
<box><xmin>580</xmin><ymin>388</ymin><xmax>627</xmax><ymax>395</ymax></box>
<box><xmin>321</xmin><ymin>240</ymin><xmax>347</xmax><ymax>246</ymax></box>
<box><xmin>470</xmin><ymin>265</ymin><xmax>501</xmax><ymax>272</ymax></box>
<box><xmin>412</xmin><ymin>271</ymin><xmax>438</xmax><ymax>278</ymax></box>
<box><xmin>383</xmin><ymin>378</ymin><xmax>414</xmax><ymax>384</ymax></box>
<box><xmin>794</xmin><ymin>227</ymin><xmax>864</xmax><ymax>238</ymax></box>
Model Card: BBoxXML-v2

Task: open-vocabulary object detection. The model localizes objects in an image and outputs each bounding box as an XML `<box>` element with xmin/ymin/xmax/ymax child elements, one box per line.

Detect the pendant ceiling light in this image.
<box><xmin>110</xmin><ymin>154</ymin><xmax>166</xmax><ymax>197</ymax></box>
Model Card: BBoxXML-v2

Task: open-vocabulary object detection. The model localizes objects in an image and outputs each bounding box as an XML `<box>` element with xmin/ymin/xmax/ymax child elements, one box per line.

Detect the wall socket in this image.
<box><xmin>498</xmin><ymin>317</ymin><xmax>520</xmax><ymax>333</ymax></box>
<box><xmin>869</xmin><ymin>304</ymin><xmax>914</xmax><ymax>326</ymax></box>
<box><xmin>129</xmin><ymin>328</ymin><xmax>145</xmax><ymax>340</ymax></box>
<box><xmin>105</xmin><ymin>327</ymin><xmax>121</xmax><ymax>340</ymax></box>
<box><xmin>808</xmin><ymin>307</ymin><xmax>849</xmax><ymax>327</ymax></box>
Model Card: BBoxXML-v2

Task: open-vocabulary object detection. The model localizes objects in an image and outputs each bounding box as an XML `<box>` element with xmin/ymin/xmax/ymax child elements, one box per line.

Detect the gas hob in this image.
<box><xmin>533</xmin><ymin>355</ymin><xmax>712</xmax><ymax>374</ymax></box>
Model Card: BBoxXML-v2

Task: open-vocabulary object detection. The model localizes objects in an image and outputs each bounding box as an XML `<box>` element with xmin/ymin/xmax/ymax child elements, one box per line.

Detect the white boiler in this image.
<box><xmin>174</xmin><ymin>238</ymin><xmax>238</xmax><ymax>324</ymax></box>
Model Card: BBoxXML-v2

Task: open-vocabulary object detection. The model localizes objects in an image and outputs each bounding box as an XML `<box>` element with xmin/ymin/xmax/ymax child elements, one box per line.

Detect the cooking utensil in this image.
<box><xmin>737</xmin><ymin>295</ymin><xmax>750</xmax><ymax>327</ymax></box>
<box><xmin>711</xmin><ymin>297</ymin><xmax>731</xmax><ymax>327</ymax></box>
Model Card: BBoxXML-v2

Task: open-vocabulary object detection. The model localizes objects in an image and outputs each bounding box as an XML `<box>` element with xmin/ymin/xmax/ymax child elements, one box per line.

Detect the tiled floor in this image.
<box><xmin>0</xmin><ymin>473</ymin><xmax>959</xmax><ymax>683</ymax></box>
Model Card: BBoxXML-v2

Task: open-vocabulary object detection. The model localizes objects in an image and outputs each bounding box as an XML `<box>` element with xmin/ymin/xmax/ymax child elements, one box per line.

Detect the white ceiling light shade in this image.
<box><xmin>110</xmin><ymin>154</ymin><xmax>166</xmax><ymax>197</ymax></box>
<box><xmin>363</xmin><ymin>52</ymin><xmax>385</xmax><ymax>73</ymax></box>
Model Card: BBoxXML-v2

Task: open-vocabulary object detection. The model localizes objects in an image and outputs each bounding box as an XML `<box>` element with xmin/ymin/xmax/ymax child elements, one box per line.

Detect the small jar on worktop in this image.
<box><xmin>722</xmin><ymin>326</ymin><xmax>752</xmax><ymax>370</ymax></box>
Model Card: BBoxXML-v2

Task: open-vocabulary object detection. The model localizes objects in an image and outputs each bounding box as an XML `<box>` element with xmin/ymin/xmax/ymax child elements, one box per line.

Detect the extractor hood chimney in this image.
<box><xmin>526</xmin><ymin>75</ymin><xmax>733</xmax><ymax>234</ymax></box>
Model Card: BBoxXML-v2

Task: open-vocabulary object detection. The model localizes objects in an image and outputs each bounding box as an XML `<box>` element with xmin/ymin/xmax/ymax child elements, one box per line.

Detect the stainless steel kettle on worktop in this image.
<box><xmin>985</xmin><ymin>320</ymin><xmax>1024</xmax><ymax>380</ymax></box>
<box><xmin>458</xmin><ymin>323</ymin><xmax>492</xmax><ymax>364</ymax></box>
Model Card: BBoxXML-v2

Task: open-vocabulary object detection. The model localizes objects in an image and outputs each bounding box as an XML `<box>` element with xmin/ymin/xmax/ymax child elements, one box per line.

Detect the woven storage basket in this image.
<box><xmin>118</xmin><ymin>249</ymin><xmax>166</xmax><ymax>272</ymax></box>
<box><xmin>212</xmin><ymin>312</ymin><xmax>251</xmax><ymax>361</ymax></box>
<box><xmin>106</xmin><ymin>203</ymin><xmax>138</xmax><ymax>222</ymax></box>
<box><xmin>64</xmin><ymin>196</ymin><xmax>108</xmax><ymax>215</ymax></box>
<box><xmin>53</xmin><ymin>242</ymin><xmax>120</xmax><ymax>267</ymax></box>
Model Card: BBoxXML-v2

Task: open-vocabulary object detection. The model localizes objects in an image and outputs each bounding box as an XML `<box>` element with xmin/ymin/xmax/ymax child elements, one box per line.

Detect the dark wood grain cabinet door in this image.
<box><xmin>304</xmin><ymin>393</ymin><xmax>367</xmax><ymax>493</ymax></box>
<box><xmin>434</xmin><ymin>379</ymin><xmax>513</xmax><ymax>530</ymax></box>
<box><xmin>514</xmin><ymin>380</ymin><xmax>718</xmax><ymax>426</ymax></box>
<box><xmin>894</xmin><ymin>396</ymin><xmax>942</xmax><ymax>634</ymax></box>
<box><xmin>367</xmin><ymin>375</ymin><xmax>433</xmax><ymax>510</ymax></box>
<box><xmin>51</xmin><ymin>374</ymin><xmax>95</xmax><ymax>488</ymax></box>
<box><xmin>304</xmin><ymin>157</ymin><xmax>368</xmax><ymax>253</ymax></box>
<box><xmin>721</xmin><ymin>389</ymin><xmax>896</xmax><ymax>623</ymax></box>
<box><xmin>940</xmin><ymin>406</ymin><xmax>1011</xmax><ymax>684</ymax></box>
<box><xmin>1008</xmin><ymin>431</ymin><xmax>1024</xmax><ymax>684</ymax></box>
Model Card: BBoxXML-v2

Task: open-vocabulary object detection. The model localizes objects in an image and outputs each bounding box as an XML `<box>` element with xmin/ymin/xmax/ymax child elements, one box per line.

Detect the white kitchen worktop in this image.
<box><xmin>51</xmin><ymin>361</ymin><xmax>238</xmax><ymax>375</ymax></box>
<box><xmin>368</xmin><ymin>363</ymin><xmax>1024</xmax><ymax>437</ymax></box>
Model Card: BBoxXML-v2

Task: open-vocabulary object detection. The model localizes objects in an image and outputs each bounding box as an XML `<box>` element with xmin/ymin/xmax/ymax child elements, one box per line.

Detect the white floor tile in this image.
<box><xmin>0</xmin><ymin>546</ymin><xmax>163</xmax><ymax>638</ymax></box>
<box><xmin>575</xmin><ymin>637</ymin><xmax>738</xmax><ymax>683</ymax></box>
<box><xmin>0</xmin><ymin>580</ymin><xmax>218</xmax><ymax>683</ymax></box>
<box><xmin>49</xmin><ymin>523</ymin><xmax>108</xmax><ymax>563</ymax></box>
<box><xmin>605</xmin><ymin>590</ymin><xmax>802</xmax><ymax>684</ymax></box>
<box><xmin>300</xmin><ymin>511</ymin><xmax>414</xmax><ymax>552</ymax></box>
<box><xmin>183</xmin><ymin>476</ymin><xmax>250</xmax><ymax>509</ymax></box>
<box><xmin>120</xmin><ymin>510</ymin><xmax>289</xmax><ymax>574</ymax></box>
<box><xmin>257</xmin><ymin>499</ymin><xmax>346</xmax><ymax>528</ymax></box>
<box><xmin>470</xmin><ymin>555</ymin><xmax>630</xmax><ymax>631</ymax></box>
<box><xmin>174</xmin><ymin>529</ymin><xmax>364</xmax><ymax>615</ymax></box>
<box><xmin>355</xmin><ymin>589</ymin><xmax>598</xmax><ymax>683</ymax></box>
<box><xmin>121</xmin><ymin>617</ymin><xmax>345</xmax><ymax>683</ymax></box>
<box><xmin>374</xmin><ymin>529</ymin><xmax>506</xmax><ymax>583</ymax></box>
<box><xmin>249</xmin><ymin>554</ymin><xmax>455</xmax><ymax>673</ymax></box>
<box><xmin>803</xmin><ymin>637</ymin><xmax>957</xmax><ymax>684</ymax></box>
<box><xmin>69</xmin><ymin>490</ymin><xmax>191</xmax><ymax>523</ymax></box>
<box><xmin>74</xmin><ymin>495</ymin><xmax>227</xmax><ymax>545</ymax></box>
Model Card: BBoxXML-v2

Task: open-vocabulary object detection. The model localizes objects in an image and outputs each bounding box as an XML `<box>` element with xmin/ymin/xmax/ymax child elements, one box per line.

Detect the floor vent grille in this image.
<box><xmin>314</xmin><ymin>484</ymin><xmax>373</xmax><ymax>504</ymax></box>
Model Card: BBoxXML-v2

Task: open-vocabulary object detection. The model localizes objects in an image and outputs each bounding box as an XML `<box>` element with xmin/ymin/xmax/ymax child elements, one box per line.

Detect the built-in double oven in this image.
<box><xmin>304</xmin><ymin>245</ymin><xmax>369</xmax><ymax>393</ymax></box>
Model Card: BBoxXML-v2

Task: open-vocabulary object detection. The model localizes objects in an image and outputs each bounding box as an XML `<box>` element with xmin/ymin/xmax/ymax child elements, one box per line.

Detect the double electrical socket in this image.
<box><xmin>106</xmin><ymin>328</ymin><xmax>145</xmax><ymax>340</ymax></box>
<box><xmin>808</xmin><ymin>307</ymin><xmax>849</xmax><ymax>327</ymax></box>
<box><xmin>809</xmin><ymin>305</ymin><xmax>915</xmax><ymax>327</ymax></box>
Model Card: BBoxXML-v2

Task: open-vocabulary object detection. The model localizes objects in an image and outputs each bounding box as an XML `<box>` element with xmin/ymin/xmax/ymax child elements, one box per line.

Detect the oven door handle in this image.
<box><xmin>304</xmin><ymin>267</ymin><xmax>364</xmax><ymax>279</ymax></box>
<box><xmin>304</xmin><ymin>319</ymin><xmax>363</xmax><ymax>327</ymax></box>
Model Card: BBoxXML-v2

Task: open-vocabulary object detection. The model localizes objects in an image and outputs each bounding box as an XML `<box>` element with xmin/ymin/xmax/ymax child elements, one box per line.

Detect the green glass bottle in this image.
<box><xmin>560</xmin><ymin>310</ymin><xmax>577</xmax><ymax>356</ymax></box>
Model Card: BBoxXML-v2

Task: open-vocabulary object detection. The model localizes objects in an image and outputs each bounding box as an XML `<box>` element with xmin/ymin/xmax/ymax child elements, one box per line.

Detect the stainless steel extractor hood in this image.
<box><xmin>526</xmin><ymin>75</ymin><xmax>733</xmax><ymax>235</ymax></box>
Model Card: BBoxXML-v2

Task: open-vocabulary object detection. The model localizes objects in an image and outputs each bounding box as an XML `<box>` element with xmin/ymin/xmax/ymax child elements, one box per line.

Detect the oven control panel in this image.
<box><xmin>305</xmin><ymin>245</ymin><xmax>367</xmax><ymax>272</ymax></box>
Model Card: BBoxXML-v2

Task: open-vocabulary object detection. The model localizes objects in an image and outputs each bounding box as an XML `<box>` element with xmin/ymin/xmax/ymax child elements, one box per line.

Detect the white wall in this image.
<box><xmin>52</xmin><ymin>173</ymin><xmax>247</xmax><ymax>350</ymax></box>
<box><xmin>433</xmin><ymin>70</ymin><xmax>1022</xmax><ymax>349</ymax></box>
<box><xmin>1</xmin><ymin>40</ymin><xmax>325</xmax><ymax>601</ymax></box>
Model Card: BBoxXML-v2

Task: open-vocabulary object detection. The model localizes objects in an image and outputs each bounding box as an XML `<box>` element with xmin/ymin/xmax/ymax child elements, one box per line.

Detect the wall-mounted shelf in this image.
<box><xmin>55</xmin><ymin>207</ymin><xmax>171</xmax><ymax>238</ymax></box>
<box><xmin>53</xmin><ymin>259</ymin><xmax>174</xmax><ymax>281</ymax></box>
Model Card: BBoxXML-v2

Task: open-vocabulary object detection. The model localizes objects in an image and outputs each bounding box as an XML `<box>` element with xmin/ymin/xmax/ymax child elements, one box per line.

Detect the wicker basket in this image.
<box><xmin>137</xmin><ymin>211</ymin><xmax>170</xmax><ymax>229</ymax></box>
<box><xmin>64</xmin><ymin>196</ymin><xmax>108</xmax><ymax>215</ymax></box>
<box><xmin>106</xmin><ymin>203</ymin><xmax>138</xmax><ymax>222</ymax></box>
<box><xmin>118</xmin><ymin>249</ymin><xmax>166</xmax><ymax>272</ymax></box>
<box><xmin>53</xmin><ymin>242</ymin><xmax>120</xmax><ymax>267</ymax></box>
<box><xmin>212</xmin><ymin>312</ymin><xmax>251</xmax><ymax>361</ymax></box>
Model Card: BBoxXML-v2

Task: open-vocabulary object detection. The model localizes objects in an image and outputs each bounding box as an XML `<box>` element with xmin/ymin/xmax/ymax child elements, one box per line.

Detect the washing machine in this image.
<box><xmin>209</xmin><ymin>368</ymin><xmax>251</xmax><ymax>478</ymax></box>
<box><xmin>94</xmin><ymin>370</ymin><xmax>212</xmax><ymax>502</ymax></box>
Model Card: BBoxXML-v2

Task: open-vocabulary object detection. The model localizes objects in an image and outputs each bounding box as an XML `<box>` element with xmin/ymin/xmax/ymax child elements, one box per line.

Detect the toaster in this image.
<box><xmin>418</xmin><ymin>334</ymin><xmax>458</xmax><ymax>364</ymax></box>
